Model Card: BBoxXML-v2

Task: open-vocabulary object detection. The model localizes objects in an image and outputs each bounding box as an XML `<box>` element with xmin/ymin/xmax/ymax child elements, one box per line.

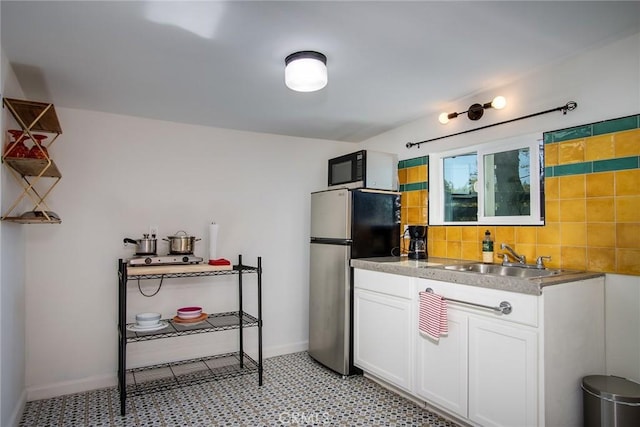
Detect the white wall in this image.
<box><xmin>362</xmin><ymin>32</ymin><xmax>640</xmax><ymax>381</ymax></box>
<box><xmin>19</xmin><ymin>107</ymin><xmax>354</xmax><ymax>399</ymax></box>
<box><xmin>1</xmin><ymin>48</ymin><xmax>28</xmax><ymax>427</ymax></box>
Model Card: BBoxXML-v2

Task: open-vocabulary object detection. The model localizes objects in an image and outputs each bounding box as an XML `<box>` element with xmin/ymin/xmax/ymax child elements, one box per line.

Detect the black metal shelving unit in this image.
<box><xmin>117</xmin><ymin>255</ymin><xmax>263</xmax><ymax>416</ymax></box>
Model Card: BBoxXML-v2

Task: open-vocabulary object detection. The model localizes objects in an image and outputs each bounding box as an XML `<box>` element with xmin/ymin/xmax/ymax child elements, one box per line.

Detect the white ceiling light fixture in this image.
<box><xmin>285</xmin><ymin>51</ymin><xmax>328</xmax><ymax>92</ymax></box>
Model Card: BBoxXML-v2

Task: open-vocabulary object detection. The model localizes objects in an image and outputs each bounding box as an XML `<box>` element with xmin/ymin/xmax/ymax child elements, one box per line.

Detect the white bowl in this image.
<box><xmin>136</xmin><ymin>312</ymin><xmax>161</xmax><ymax>327</ymax></box>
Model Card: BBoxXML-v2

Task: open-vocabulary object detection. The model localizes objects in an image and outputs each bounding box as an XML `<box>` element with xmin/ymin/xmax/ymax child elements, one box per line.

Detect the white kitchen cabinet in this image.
<box><xmin>415</xmin><ymin>280</ymin><xmax>538</xmax><ymax>426</ymax></box>
<box><xmin>353</xmin><ymin>269</ymin><xmax>414</xmax><ymax>392</ymax></box>
<box><xmin>415</xmin><ymin>307</ymin><xmax>468</xmax><ymax>415</ymax></box>
<box><xmin>353</xmin><ymin>267</ymin><xmax>605</xmax><ymax>427</ymax></box>
<box><xmin>467</xmin><ymin>316</ymin><xmax>538</xmax><ymax>427</ymax></box>
<box><xmin>415</xmin><ymin>276</ymin><xmax>604</xmax><ymax>427</ymax></box>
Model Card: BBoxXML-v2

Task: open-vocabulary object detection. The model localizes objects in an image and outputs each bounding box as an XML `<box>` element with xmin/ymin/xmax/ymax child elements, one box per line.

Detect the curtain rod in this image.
<box><xmin>405</xmin><ymin>101</ymin><xmax>578</xmax><ymax>149</ymax></box>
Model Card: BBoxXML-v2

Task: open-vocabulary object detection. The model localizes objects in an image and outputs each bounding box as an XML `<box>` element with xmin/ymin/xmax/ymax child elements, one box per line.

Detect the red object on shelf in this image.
<box><xmin>5</xmin><ymin>129</ymin><xmax>30</xmax><ymax>158</ymax></box>
<box><xmin>27</xmin><ymin>134</ymin><xmax>48</xmax><ymax>159</ymax></box>
<box><xmin>209</xmin><ymin>258</ymin><xmax>231</xmax><ymax>266</ymax></box>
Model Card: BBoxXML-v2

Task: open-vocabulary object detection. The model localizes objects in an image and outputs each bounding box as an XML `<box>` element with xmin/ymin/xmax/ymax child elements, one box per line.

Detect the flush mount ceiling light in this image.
<box><xmin>285</xmin><ymin>51</ymin><xmax>327</xmax><ymax>92</ymax></box>
<box><xmin>438</xmin><ymin>96</ymin><xmax>507</xmax><ymax>124</ymax></box>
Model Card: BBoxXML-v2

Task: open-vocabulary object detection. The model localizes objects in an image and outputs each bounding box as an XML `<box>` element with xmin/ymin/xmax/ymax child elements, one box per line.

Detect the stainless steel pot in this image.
<box><xmin>124</xmin><ymin>234</ymin><xmax>157</xmax><ymax>255</ymax></box>
<box><xmin>163</xmin><ymin>231</ymin><xmax>201</xmax><ymax>254</ymax></box>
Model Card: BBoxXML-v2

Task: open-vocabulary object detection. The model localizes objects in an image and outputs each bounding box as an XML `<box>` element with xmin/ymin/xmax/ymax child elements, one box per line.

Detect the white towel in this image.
<box><xmin>419</xmin><ymin>291</ymin><xmax>448</xmax><ymax>341</ymax></box>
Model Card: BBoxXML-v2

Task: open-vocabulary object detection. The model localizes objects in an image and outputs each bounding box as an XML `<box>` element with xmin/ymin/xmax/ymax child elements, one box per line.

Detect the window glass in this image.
<box><xmin>443</xmin><ymin>153</ymin><xmax>477</xmax><ymax>222</ymax></box>
<box><xmin>483</xmin><ymin>147</ymin><xmax>530</xmax><ymax>217</ymax></box>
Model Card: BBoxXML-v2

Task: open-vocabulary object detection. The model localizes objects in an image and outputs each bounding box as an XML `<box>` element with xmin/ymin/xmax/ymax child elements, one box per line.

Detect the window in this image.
<box><xmin>429</xmin><ymin>133</ymin><xmax>544</xmax><ymax>225</ymax></box>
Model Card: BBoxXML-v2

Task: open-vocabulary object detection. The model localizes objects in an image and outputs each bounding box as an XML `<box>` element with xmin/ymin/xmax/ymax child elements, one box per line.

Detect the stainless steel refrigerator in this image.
<box><xmin>309</xmin><ymin>188</ymin><xmax>400</xmax><ymax>375</ymax></box>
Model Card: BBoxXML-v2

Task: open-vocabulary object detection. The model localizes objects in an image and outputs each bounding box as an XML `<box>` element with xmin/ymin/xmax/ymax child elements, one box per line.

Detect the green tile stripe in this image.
<box><xmin>400</xmin><ymin>182</ymin><xmax>428</xmax><ymax>192</ymax></box>
<box><xmin>546</xmin><ymin>156</ymin><xmax>639</xmax><ymax>177</ymax></box>
<box><xmin>593</xmin><ymin>156</ymin><xmax>639</xmax><ymax>172</ymax></box>
<box><xmin>398</xmin><ymin>156</ymin><xmax>428</xmax><ymax>169</ymax></box>
<box><xmin>544</xmin><ymin>114</ymin><xmax>639</xmax><ymax>144</ymax></box>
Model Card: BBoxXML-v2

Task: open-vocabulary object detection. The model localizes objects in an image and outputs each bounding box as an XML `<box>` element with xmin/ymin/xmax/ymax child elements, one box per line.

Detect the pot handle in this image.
<box><xmin>195</xmin><ymin>238</ymin><xmax>201</xmax><ymax>242</ymax></box>
<box><xmin>174</xmin><ymin>230</ymin><xmax>188</xmax><ymax>236</ymax></box>
<box><xmin>123</xmin><ymin>238</ymin><xmax>138</xmax><ymax>245</ymax></box>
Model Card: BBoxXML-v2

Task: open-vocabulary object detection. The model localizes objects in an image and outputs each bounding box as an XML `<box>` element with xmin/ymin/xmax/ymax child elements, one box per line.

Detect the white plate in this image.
<box><xmin>126</xmin><ymin>321</ymin><xmax>168</xmax><ymax>333</ymax></box>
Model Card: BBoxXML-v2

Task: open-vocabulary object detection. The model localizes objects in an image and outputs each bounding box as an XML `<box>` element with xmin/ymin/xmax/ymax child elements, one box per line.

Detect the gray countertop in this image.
<box><xmin>350</xmin><ymin>257</ymin><xmax>604</xmax><ymax>295</ymax></box>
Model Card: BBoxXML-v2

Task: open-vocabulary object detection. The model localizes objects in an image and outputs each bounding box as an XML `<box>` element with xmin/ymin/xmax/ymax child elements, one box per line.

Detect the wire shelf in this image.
<box><xmin>123</xmin><ymin>311</ymin><xmax>259</xmax><ymax>342</ymax></box>
<box><xmin>125</xmin><ymin>352</ymin><xmax>259</xmax><ymax>396</ymax></box>
<box><xmin>126</xmin><ymin>265</ymin><xmax>258</xmax><ymax>280</ymax></box>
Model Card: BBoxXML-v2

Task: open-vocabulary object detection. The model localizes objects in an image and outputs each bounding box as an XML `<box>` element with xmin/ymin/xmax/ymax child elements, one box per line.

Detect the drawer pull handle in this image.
<box><xmin>425</xmin><ymin>288</ymin><xmax>512</xmax><ymax>315</ymax></box>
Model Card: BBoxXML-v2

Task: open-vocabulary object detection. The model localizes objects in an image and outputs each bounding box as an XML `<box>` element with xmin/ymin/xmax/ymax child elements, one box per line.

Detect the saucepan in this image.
<box><xmin>124</xmin><ymin>234</ymin><xmax>157</xmax><ymax>255</ymax></box>
<box><xmin>164</xmin><ymin>230</ymin><xmax>201</xmax><ymax>254</ymax></box>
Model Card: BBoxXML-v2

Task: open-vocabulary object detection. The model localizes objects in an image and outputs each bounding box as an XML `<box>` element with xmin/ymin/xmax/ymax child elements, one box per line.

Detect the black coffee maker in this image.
<box><xmin>407</xmin><ymin>225</ymin><xmax>428</xmax><ymax>260</ymax></box>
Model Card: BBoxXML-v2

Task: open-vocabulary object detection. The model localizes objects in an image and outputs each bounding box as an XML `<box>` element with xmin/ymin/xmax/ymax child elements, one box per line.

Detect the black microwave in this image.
<box><xmin>328</xmin><ymin>150</ymin><xmax>398</xmax><ymax>190</ymax></box>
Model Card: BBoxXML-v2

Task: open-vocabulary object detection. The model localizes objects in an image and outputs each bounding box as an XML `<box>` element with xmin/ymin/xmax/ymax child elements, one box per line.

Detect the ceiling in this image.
<box><xmin>2</xmin><ymin>1</ymin><xmax>639</xmax><ymax>142</ymax></box>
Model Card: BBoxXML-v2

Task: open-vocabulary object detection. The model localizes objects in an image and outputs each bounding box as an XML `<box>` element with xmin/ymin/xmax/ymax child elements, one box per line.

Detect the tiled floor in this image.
<box><xmin>20</xmin><ymin>351</ymin><xmax>460</xmax><ymax>426</ymax></box>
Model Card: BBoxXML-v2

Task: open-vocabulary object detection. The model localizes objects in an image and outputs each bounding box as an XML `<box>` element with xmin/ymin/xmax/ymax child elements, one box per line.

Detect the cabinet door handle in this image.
<box><xmin>425</xmin><ymin>288</ymin><xmax>512</xmax><ymax>315</ymax></box>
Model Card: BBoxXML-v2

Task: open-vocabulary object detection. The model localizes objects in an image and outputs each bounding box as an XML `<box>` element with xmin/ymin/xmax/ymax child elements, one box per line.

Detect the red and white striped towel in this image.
<box><xmin>419</xmin><ymin>291</ymin><xmax>448</xmax><ymax>341</ymax></box>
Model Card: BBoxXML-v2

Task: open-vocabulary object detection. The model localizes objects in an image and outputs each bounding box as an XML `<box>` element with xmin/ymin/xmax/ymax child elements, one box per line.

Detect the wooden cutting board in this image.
<box><xmin>127</xmin><ymin>263</ymin><xmax>232</xmax><ymax>276</ymax></box>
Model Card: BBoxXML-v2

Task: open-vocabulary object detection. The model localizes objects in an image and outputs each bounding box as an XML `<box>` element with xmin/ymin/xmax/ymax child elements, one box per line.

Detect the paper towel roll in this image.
<box><xmin>208</xmin><ymin>222</ymin><xmax>219</xmax><ymax>261</ymax></box>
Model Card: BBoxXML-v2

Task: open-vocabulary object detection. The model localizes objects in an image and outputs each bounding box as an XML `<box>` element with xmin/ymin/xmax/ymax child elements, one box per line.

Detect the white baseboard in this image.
<box><xmin>263</xmin><ymin>340</ymin><xmax>308</xmax><ymax>358</ymax></box>
<box><xmin>6</xmin><ymin>389</ymin><xmax>27</xmax><ymax>427</ymax></box>
<box><xmin>27</xmin><ymin>374</ymin><xmax>117</xmax><ymax>402</ymax></box>
<box><xmin>25</xmin><ymin>341</ymin><xmax>309</xmax><ymax>401</ymax></box>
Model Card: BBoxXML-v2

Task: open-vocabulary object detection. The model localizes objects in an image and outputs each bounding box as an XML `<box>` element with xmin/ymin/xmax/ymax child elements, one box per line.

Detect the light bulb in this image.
<box><xmin>438</xmin><ymin>112</ymin><xmax>450</xmax><ymax>124</ymax></box>
<box><xmin>491</xmin><ymin>96</ymin><xmax>507</xmax><ymax>110</ymax></box>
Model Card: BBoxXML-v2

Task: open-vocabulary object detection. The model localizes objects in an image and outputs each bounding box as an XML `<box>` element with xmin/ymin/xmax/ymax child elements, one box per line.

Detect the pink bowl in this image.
<box><xmin>177</xmin><ymin>306</ymin><xmax>202</xmax><ymax>319</ymax></box>
<box><xmin>177</xmin><ymin>306</ymin><xmax>202</xmax><ymax>314</ymax></box>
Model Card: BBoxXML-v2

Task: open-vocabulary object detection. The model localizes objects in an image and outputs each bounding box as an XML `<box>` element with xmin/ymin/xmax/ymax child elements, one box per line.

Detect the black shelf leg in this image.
<box><xmin>238</xmin><ymin>254</ymin><xmax>244</xmax><ymax>369</ymax></box>
<box><xmin>118</xmin><ymin>259</ymin><xmax>127</xmax><ymax>416</ymax></box>
<box><xmin>258</xmin><ymin>256</ymin><xmax>263</xmax><ymax>386</ymax></box>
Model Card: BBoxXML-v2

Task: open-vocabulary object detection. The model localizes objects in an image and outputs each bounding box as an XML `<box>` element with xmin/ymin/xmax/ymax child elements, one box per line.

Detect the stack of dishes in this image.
<box><xmin>126</xmin><ymin>312</ymin><xmax>168</xmax><ymax>332</ymax></box>
<box><xmin>173</xmin><ymin>306</ymin><xmax>207</xmax><ymax>324</ymax></box>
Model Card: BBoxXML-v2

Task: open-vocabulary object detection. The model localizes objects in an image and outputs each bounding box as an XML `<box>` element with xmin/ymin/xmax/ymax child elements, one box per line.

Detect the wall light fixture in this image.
<box><xmin>438</xmin><ymin>96</ymin><xmax>507</xmax><ymax>124</ymax></box>
<box><xmin>285</xmin><ymin>51</ymin><xmax>328</xmax><ymax>92</ymax></box>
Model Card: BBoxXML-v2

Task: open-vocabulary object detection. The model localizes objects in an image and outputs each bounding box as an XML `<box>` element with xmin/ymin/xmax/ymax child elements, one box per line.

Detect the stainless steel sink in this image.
<box><xmin>442</xmin><ymin>263</ymin><xmax>562</xmax><ymax>278</ymax></box>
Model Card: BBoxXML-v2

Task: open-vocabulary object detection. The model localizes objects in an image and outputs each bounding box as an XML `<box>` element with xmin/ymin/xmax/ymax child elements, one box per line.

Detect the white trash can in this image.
<box><xmin>582</xmin><ymin>375</ymin><xmax>640</xmax><ymax>427</ymax></box>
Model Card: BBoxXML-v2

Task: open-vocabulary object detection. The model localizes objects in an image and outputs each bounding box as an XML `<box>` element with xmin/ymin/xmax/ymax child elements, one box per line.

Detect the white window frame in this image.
<box><xmin>429</xmin><ymin>133</ymin><xmax>543</xmax><ymax>226</ymax></box>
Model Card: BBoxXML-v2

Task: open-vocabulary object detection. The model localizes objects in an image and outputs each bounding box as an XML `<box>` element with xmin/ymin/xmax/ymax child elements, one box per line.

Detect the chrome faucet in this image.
<box><xmin>500</xmin><ymin>243</ymin><xmax>526</xmax><ymax>265</ymax></box>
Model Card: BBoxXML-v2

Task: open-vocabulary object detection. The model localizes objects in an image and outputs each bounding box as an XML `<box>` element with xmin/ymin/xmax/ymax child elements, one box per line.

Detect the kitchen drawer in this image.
<box><xmin>354</xmin><ymin>268</ymin><xmax>414</xmax><ymax>299</ymax></box>
<box><xmin>416</xmin><ymin>278</ymin><xmax>538</xmax><ymax>328</ymax></box>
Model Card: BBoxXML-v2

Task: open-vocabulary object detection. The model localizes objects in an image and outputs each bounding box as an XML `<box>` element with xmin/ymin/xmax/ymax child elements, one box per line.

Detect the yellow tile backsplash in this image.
<box><xmin>616</xmin><ymin>223</ymin><xmax>640</xmax><ymax>249</ymax></box>
<box><xmin>406</xmin><ymin>165</ymin><xmax>426</xmax><ymax>184</ymax></box>
<box><xmin>587</xmin><ymin>223</ymin><xmax>616</xmax><ymax>248</ymax></box>
<box><xmin>586</xmin><ymin>172</ymin><xmax>614</xmax><ymax>197</ymax></box>
<box><xmin>559</xmin><ymin>175</ymin><xmax>585</xmax><ymax>199</ymax></box>
<box><xmin>399</xmin><ymin>116</ymin><xmax>640</xmax><ymax>275</ymax></box>
<box><xmin>616</xmin><ymin>169</ymin><xmax>640</xmax><ymax>196</ymax></box>
<box><xmin>559</xmin><ymin>199</ymin><xmax>586</xmax><ymax>222</ymax></box>
<box><xmin>585</xmin><ymin>135</ymin><xmax>615</xmax><ymax>161</ymax></box>
<box><xmin>616</xmin><ymin>196</ymin><xmax>640</xmax><ymax>222</ymax></box>
<box><xmin>545</xmin><ymin>143</ymin><xmax>558</xmax><ymax>166</ymax></box>
<box><xmin>586</xmin><ymin>198</ymin><xmax>615</xmax><ymax>222</ymax></box>
<box><xmin>614</xmin><ymin>129</ymin><xmax>640</xmax><ymax>157</ymax></box>
<box><xmin>617</xmin><ymin>249</ymin><xmax>640</xmax><ymax>275</ymax></box>
<box><xmin>558</xmin><ymin>139</ymin><xmax>585</xmax><ymax>164</ymax></box>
